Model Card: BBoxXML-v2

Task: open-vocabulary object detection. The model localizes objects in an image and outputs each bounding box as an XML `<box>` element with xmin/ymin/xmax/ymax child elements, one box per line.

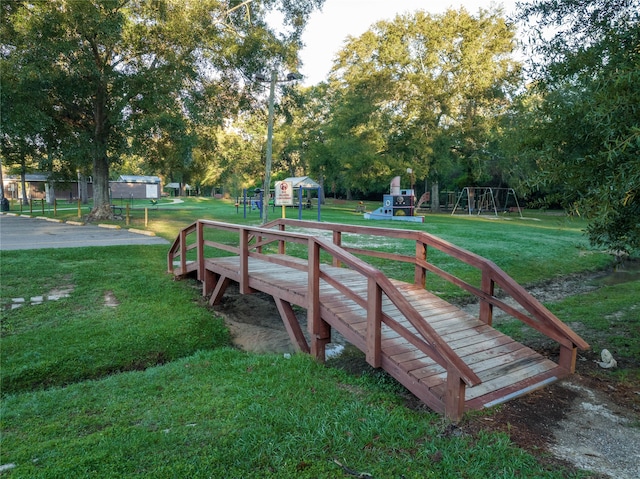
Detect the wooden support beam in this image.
<box><xmin>559</xmin><ymin>345</ymin><xmax>578</xmax><ymax>373</ymax></box>
<box><xmin>332</xmin><ymin>231</ymin><xmax>342</xmax><ymax>267</ymax></box>
<box><xmin>197</xmin><ymin>221</ymin><xmax>205</xmax><ymax>281</ymax></box>
<box><xmin>444</xmin><ymin>370</ymin><xmax>466</xmax><ymax>423</ymax></box>
<box><xmin>203</xmin><ymin>269</ymin><xmax>217</xmax><ymax>297</ymax></box>
<box><xmin>366</xmin><ymin>278</ymin><xmax>382</xmax><ymax>368</ymax></box>
<box><xmin>278</xmin><ymin>224</ymin><xmax>286</xmax><ymax>254</ymax></box>
<box><xmin>479</xmin><ymin>271</ymin><xmax>494</xmax><ymax>326</ymax></box>
<box><xmin>311</xmin><ymin>335</ymin><xmax>331</xmax><ymax>363</ymax></box>
<box><xmin>239</xmin><ymin>229</ymin><xmax>250</xmax><ymax>294</ymax></box>
<box><xmin>180</xmin><ymin>231</ymin><xmax>187</xmax><ymax>278</ymax></box>
<box><xmin>274</xmin><ymin>298</ymin><xmax>310</xmax><ymax>354</ymax></box>
<box><xmin>414</xmin><ymin>241</ymin><xmax>426</xmax><ymax>288</ymax></box>
<box><xmin>308</xmin><ymin>239</ymin><xmax>330</xmax><ymax>361</ymax></box>
<box><xmin>209</xmin><ymin>276</ymin><xmax>230</xmax><ymax>306</ymax></box>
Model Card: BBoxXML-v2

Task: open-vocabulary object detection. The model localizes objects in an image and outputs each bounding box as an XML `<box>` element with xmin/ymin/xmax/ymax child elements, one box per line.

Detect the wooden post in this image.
<box><xmin>415</xmin><ymin>241</ymin><xmax>426</xmax><ymax>288</ymax></box>
<box><xmin>180</xmin><ymin>229</ymin><xmax>187</xmax><ymax>276</ymax></box>
<box><xmin>197</xmin><ymin>221</ymin><xmax>205</xmax><ymax>282</ymax></box>
<box><xmin>332</xmin><ymin>231</ymin><xmax>342</xmax><ymax>267</ymax></box>
<box><xmin>77</xmin><ymin>198</ymin><xmax>81</xmax><ymax>218</ymax></box>
<box><xmin>479</xmin><ymin>270</ymin><xmax>494</xmax><ymax>326</ymax></box>
<box><xmin>445</xmin><ymin>369</ymin><xmax>466</xmax><ymax>422</ymax></box>
<box><xmin>559</xmin><ymin>345</ymin><xmax>578</xmax><ymax>373</ymax></box>
<box><xmin>275</xmin><ymin>298</ymin><xmax>310</xmax><ymax>354</ymax></box>
<box><xmin>208</xmin><ymin>276</ymin><xmax>230</xmax><ymax>306</ymax></box>
<box><xmin>239</xmin><ymin>228</ymin><xmax>250</xmax><ymax>294</ymax></box>
<box><xmin>144</xmin><ymin>207</ymin><xmax>148</xmax><ymax>227</ymax></box>
<box><xmin>256</xmin><ymin>232</ymin><xmax>263</xmax><ymax>254</ymax></box>
<box><xmin>278</xmin><ymin>223</ymin><xmax>286</xmax><ymax>255</ymax></box>
<box><xmin>53</xmin><ymin>199</ymin><xmax>57</xmax><ymax>216</ymax></box>
<box><xmin>365</xmin><ymin>278</ymin><xmax>382</xmax><ymax>368</ymax></box>
<box><xmin>202</xmin><ymin>269</ymin><xmax>216</xmax><ymax>297</ymax></box>
<box><xmin>308</xmin><ymin>239</ymin><xmax>330</xmax><ymax>361</ymax></box>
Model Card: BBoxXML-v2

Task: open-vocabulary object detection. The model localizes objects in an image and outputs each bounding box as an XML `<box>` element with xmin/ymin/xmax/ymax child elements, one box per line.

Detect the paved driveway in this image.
<box><xmin>0</xmin><ymin>214</ymin><xmax>169</xmax><ymax>250</ymax></box>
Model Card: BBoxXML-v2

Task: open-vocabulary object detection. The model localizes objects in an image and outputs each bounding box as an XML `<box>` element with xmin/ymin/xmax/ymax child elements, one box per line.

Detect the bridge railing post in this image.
<box><xmin>239</xmin><ymin>228</ymin><xmax>250</xmax><ymax>294</ymax></box>
<box><xmin>479</xmin><ymin>269</ymin><xmax>494</xmax><ymax>325</ymax></box>
<box><xmin>415</xmin><ymin>241</ymin><xmax>427</xmax><ymax>288</ymax></box>
<box><xmin>179</xmin><ymin>229</ymin><xmax>187</xmax><ymax>276</ymax></box>
<box><xmin>308</xmin><ymin>239</ymin><xmax>330</xmax><ymax>361</ymax></box>
<box><xmin>197</xmin><ymin>221</ymin><xmax>205</xmax><ymax>281</ymax></box>
<box><xmin>445</xmin><ymin>368</ymin><xmax>466</xmax><ymax>422</ymax></box>
<box><xmin>559</xmin><ymin>344</ymin><xmax>578</xmax><ymax>373</ymax></box>
<box><xmin>332</xmin><ymin>231</ymin><xmax>342</xmax><ymax>267</ymax></box>
<box><xmin>278</xmin><ymin>223</ymin><xmax>286</xmax><ymax>254</ymax></box>
<box><xmin>365</xmin><ymin>277</ymin><xmax>382</xmax><ymax>368</ymax></box>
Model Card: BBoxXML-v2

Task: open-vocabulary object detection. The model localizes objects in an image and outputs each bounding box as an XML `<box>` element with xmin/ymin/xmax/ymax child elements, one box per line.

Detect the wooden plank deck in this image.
<box><xmin>203</xmin><ymin>255</ymin><xmax>567</xmax><ymax>416</ymax></box>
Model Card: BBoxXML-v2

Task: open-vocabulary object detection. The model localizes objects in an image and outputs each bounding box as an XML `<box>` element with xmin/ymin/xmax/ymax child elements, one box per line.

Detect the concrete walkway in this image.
<box><xmin>0</xmin><ymin>214</ymin><xmax>168</xmax><ymax>250</ymax></box>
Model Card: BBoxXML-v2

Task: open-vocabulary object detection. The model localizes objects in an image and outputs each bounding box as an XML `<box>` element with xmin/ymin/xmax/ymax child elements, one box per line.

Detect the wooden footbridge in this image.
<box><xmin>168</xmin><ymin>219</ymin><xmax>588</xmax><ymax>421</ymax></box>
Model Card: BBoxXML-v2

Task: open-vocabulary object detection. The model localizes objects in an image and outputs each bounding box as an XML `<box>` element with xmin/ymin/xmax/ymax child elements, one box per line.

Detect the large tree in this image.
<box><xmin>515</xmin><ymin>0</ymin><xmax>640</xmax><ymax>254</ymax></box>
<box><xmin>1</xmin><ymin>0</ymin><xmax>323</xmax><ymax>220</ymax></box>
<box><xmin>323</xmin><ymin>7</ymin><xmax>521</xmax><ymax>198</ymax></box>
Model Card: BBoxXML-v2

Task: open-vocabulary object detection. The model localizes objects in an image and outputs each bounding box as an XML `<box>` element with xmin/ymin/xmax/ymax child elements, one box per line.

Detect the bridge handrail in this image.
<box><xmin>167</xmin><ymin>222</ymin><xmax>197</xmax><ymax>275</ymax></box>
<box><xmin>169</xmin><ymin>218</ymin><xmax>588</xmax><ymax>376</ymax></box>
<box><xmin>167</xmin><ymin>219</ymin><xmax>480</xmax><ymax>387</ymax></box>
<box><xmin>266</xmin><ymin>219</ymin><xmax>589</xmax><ymax>368</ymax></box>
<box><xmin>309</xmin><ymin>235</ymin><xmax>481</xmax><ymax>387</ymax></box>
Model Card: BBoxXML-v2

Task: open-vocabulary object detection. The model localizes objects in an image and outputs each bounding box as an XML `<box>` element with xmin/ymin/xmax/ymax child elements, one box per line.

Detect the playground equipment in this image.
<box><xmin>365</xmin><ymin>176</ymin><xmax>424</xmax><ymax>223</ymax></box>
<box><xmin>237</xmin><ymin>176</ymin><xmax>322</xmax><ymax>221</ymax></box>
<box><xmin>451</xmin><ymin>187</ymin><xmax>522</xmax><ymax>217</ymax></box>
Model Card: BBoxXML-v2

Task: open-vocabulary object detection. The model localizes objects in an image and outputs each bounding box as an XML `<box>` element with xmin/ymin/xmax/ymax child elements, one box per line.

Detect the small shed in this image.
<box><xmin>164</xmin><ymin>182</ymin><xmax>192</xmax><ymax>196</ymax></box>
<box><xmin>284</xmin><ymin>176</ymin><xmax>321</xmax><ymax>190</ymax></box>
<box><xmin>111</xmin><ymin>175</ymin><xmax>161</xmax><ymax>199</ymax></box>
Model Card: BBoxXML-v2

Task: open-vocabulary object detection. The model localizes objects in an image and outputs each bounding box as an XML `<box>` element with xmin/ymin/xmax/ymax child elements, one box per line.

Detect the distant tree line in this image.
<box><xmin>1</xmin><ymin>0</ymin><xmax>638</xmax><ymax>254</ymax></box>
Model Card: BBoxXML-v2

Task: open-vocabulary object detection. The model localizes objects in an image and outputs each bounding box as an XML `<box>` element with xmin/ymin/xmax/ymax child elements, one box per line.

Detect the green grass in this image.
<box><xmin>2</xmin><ymin>350</ymin><xmax>578</xmax><ymax>478</ymax></box>
<box><xmin>1</xmin><ymin>246</ymin><xmax>229</xmax><ymax>395</ymax></box>
<box><xmin>1</xmin><ymin>199</ymin><xmax>633</xmax><ymax>478</ymax></box>
<box><xmin>550</xmin><ymin>280</ymin><xmax>640</xmax><ymax>365</ymax></box>
<box><xmin>495</xmin><ymin>278</ymin><xmax>640</xmax><ymax>371</ymax></box>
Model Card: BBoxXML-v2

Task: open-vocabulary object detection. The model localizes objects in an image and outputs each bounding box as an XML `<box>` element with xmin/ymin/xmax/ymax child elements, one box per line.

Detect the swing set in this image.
<box><xmin>451</xmin><ymin>187</ymin><xmax>523</xmax><ymax>217</ymax></box>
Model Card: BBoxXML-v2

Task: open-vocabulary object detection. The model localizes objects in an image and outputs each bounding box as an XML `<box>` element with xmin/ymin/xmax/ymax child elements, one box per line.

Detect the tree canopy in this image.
<box><xmin>313</xmin><ymin>7</ymin><xmax>521</xmax><ymax>198</ymax></box>
<box><xmin>2</xmin><ymin>1</ymin><xmax>638</xmax><ymax>255</ymax></box>
<box><xmin>1</xmin><ymin>0</ymin><xmax>324</xmax><ymax>219</ymax></box>
<box><xmin>515</xmin><ymin>0</ymin><xmax>640</xmax><ymax>254</ymax></box>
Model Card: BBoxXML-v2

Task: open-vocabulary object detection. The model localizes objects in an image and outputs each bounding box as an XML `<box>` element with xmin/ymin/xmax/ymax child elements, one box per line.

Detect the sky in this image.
<box><xmin>298</xmin><ymin>0</ymin><xmax>519</xmax><ymax>85</ymax></box>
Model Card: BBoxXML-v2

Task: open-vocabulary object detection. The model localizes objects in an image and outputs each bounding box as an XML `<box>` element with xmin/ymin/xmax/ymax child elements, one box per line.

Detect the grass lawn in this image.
<box><xmin>1</xmin><ymin>198</ymin><xmax>637</xmax><ymax>478</ymax></box>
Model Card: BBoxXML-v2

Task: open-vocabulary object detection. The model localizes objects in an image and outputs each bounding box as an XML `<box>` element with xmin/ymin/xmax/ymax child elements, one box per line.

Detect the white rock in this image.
<box><xmin>597</xmin><ymin>349</ymin><xmax>617</xmax><ymax>369</ymax></box>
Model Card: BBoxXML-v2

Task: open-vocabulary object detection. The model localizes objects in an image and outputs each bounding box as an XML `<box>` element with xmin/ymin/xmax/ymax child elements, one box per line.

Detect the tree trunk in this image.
<box><xmin>47</xmin><ymin>182</ymin><xmax>55</xmax><ymax>205</ymax></box>
<box><xmin>78</xmin><ymin>174</ymin><xmax>89</xmax><ymax>204</ymax></box>
<box><xmin>0</xmin><ymin>158</ymin><xmax>5</xmax><ymax>202</ymax></box>
<box><xmin>20</xmin><ymin>167</ymin><xmax>28</xmax><ymax>205</ymax></box>
<box><xmin>87</xmin><ymin>155</ymin><xmax>112</xmax><ymax>221</ymax></box>
<box><xmin>431</xmin><ymin>180</ymin><xmax>440</xmax><ymax>212</ymax></box>
<box><xmin>87</xmin><ymin>81</ymin><xmax>113</xmax><ymax>221</ymax></box>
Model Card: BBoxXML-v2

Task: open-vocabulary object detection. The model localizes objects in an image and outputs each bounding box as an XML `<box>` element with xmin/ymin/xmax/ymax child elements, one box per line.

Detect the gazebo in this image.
<box><xmin>283</xmin><ymin>176</ymin><xmax>320</xmax><ymax>190</ymax></box>
<box><xmin>282</xmin><ymin>176</ymin><xmax>321</xmax><ymax>220</ymax></box>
